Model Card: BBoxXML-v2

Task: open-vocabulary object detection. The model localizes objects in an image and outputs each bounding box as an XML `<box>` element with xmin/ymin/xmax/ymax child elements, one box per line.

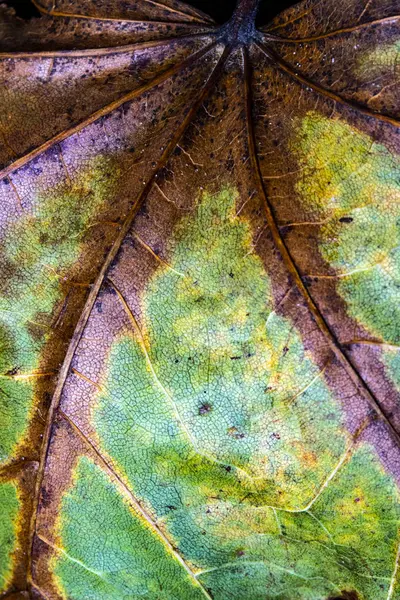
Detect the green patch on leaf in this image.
<box><xmin>0</xmin><ymin>157</ymin><xmax>120</xmax><ymax>464</ymax></box>
<box><xmin>0</xmin><ymin>481</ymin><xmax>19</xmax><ymax>593</ymax></box>
<box><xmin>54</xmin><ymin>456</ymin><xmax>209</xmax><ymax>600</ymax></box>
<box><xmin>54</xmin><ymin>187</ymin><xmax>400</xmax><ymax>599</ymax></box>
<box><xmin>96</xmin><ymin>187</ymin><xmax>347</xmax><ymax>511</ymax></box>
<box><xmin>293</xmin><ymin>112</ymin><xmax>400</xmax><ymax>387</ymax></box>
<box><xmin>55</xmin><ymin>446</ymin><xmax>400</xmax><ymax>599</ymax></box>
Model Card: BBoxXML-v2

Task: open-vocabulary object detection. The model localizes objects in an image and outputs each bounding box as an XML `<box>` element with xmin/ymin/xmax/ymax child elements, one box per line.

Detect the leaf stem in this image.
<box><xmin>222</xmin><ymin>0</ymin><xmax>261</xmax><ymax>44</ymax></box>
<box><xmin>232</xmin><ymin>0</ymin><xmax>261</xmax><ymax>24</ymax></box>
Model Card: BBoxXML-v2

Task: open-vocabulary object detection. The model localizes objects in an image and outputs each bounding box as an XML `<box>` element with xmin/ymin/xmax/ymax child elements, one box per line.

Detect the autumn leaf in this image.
<box><xmin>1</xmin><ymin>0</ymin><xmax>400</xmax><ymax>598</ymax></box>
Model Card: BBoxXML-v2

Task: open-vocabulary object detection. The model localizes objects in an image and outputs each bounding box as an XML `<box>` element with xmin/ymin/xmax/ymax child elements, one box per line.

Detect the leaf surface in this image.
<box><xmin>1</xmin><ymin>1</ymin><xmax>400</xmax><ymax>599</ymax></box>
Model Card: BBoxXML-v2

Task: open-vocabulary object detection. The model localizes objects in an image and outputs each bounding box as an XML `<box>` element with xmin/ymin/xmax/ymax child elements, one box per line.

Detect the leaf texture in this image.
<box><xmin>1</xmin><ymin>1</ymin><xmax>400</xmax><ymax>599</ymax></box>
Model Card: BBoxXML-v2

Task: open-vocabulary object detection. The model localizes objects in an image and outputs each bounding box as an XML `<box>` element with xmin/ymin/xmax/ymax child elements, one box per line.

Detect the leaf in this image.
<box><xmin>1</xmin><ymin>0</ymin><xmax>400</xmax><ymax>598</ymax></box>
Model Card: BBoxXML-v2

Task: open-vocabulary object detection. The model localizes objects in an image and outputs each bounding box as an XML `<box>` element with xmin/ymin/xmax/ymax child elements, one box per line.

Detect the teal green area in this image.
<box><xmin>0</xmin><ymin>481</ymin><xmax>19</xmax><ymax>593</ymax></box>
<box><xmin>54</xmin><ymin>457</ymin><xmax>208</xmax><ymax>600</ymax></box>
<box><xmin>55</xmin><ymin>448</ymin><xmax>400</xmax><ymax>599</ymax></box>
<box><xmin>385</xmin><ymin>350</ymin><xmax>400</xmax><ymax>396</ymax></box>
<box><xmin>55</xmin><ymin>187</ymin><xmax>400</xmax><ymax>598</ymax></box>
<box><xmin>0</xmin><ymin>157</ymin><xmax>119</xmax><ymax>464</ymax></box>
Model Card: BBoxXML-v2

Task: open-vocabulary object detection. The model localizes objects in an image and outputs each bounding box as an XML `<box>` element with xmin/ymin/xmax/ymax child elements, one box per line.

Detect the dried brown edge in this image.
<box><xmin>242</xmin><ymin>45</ymin><xmax>400</xmax><ymax>447</ymax></box>
<box><xmin>256</xmin><ymin>41</ymin><xmax>400</xmax><ymax>128</ymax></box>
<box><xmin>261</xmin><ymin>15</ymin><xmax>400</xmax><ymax>42</ymax></box>
<box><xmin>0</xmin><ymin>37</ymin><xmax>216</xmax><ymax>181</ymax></box>
<box><xmin>26</xmin><ymin>42</ymin><xmax>230</xmax><ymax>593</ymax></box>
<box><xmin>31</xmin><ymin>0</ymin><xmax>214</xmax><ymax>25</ymax></box>
<box><xmin>0</xmin><ymin>33</ymin><xmax>217</xmax><ymax>59</ymax></box>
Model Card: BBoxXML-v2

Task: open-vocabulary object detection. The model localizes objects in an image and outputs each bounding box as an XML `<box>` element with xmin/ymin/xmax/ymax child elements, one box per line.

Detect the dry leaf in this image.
<box><xmin>1</xmin><ymin>0</ymin><xmax>400</xmax><ymax>598</ymax></box>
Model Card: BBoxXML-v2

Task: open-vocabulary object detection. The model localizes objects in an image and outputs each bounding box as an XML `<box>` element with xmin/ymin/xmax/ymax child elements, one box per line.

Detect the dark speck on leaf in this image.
<box><xmin>6</xmin><ymin>366</ymin><xmax>20</xmax><ymax>376</ymax></box>
<box><xmin>199</xmin><ymin>403</ymin><xmax>212</xmax><ymax>415</ymax></box>
<box><xmin>228</xmin><ymin>426</ymin><xmax>245</xmax><ymax>439</ymax></box>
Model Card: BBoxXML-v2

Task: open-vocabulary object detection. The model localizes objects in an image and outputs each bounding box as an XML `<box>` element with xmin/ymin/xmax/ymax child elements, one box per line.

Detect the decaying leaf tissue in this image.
<box><xmin>1</xmin><ymin>0</ymin><xmax>400</xmax><ymax>598</ymax></box>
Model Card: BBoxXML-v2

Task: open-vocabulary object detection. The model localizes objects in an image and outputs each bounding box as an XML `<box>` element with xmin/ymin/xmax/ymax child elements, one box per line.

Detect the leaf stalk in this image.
<box><xmin>232</xmin><ymin>0</ymin><xmax>261</xmax><ymax>25</ymax></box>
<box><xmin>220</xmin><ymin>0</ymin><xmax>261</xmax><ymax>45</ymax></box>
